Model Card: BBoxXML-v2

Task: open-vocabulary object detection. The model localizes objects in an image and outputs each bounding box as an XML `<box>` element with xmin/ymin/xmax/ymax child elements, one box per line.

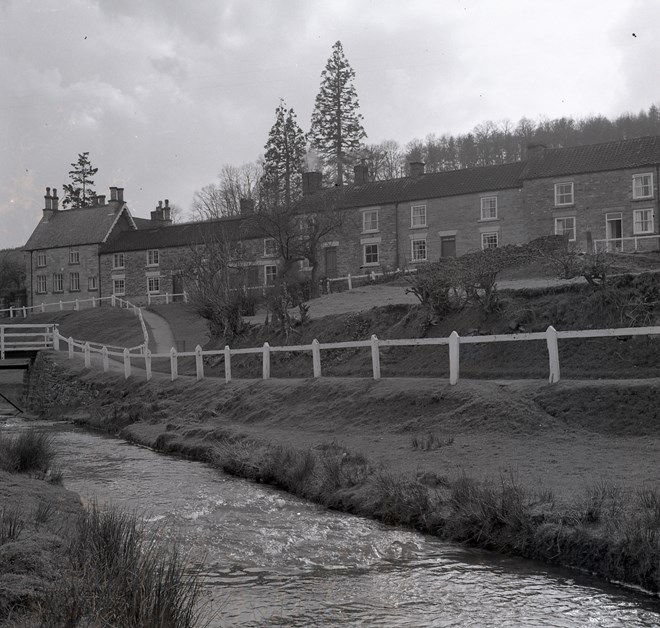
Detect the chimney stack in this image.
<box><xmin>526</xmin><ymin>143</ymin><xmax>547</xmax><ymax>160</ymax></box>
<box><xmin>43</xmin><ymin>186</ymin><xmax>59</xmax><ymax>219</ymax></box>
<box><xmin>302</xmin><ymin>171</ymin><xmax>323</xmax><ymax>195</ymax></box>
<box><xmin>97</xmin><ymin>194</ymin><xmax>106</xmax><ymax>205</ymax></box>
<box><xmin>353</xmin><ymin>163</ymin><xmax>369</xmax><ymax>185</ymax></box>
<box><xmin>409</xmin><ymin>161</ymin><xmax>425</xmax><ymax>177</ymax></box>
<box><xmin>150</xmin><ymin>199</ymin><xmax>173</xmax><ymax>225</ymax></box>
<box><xmin>109</xmin><ymin>187</ymin><xmax>125</xmax><ymax>205</ymax></box>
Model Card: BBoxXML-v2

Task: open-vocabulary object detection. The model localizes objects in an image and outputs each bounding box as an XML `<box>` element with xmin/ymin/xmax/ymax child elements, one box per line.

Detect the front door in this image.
<box><xmin>440</xmin><ymin>236</ymin><xmax>456</xmax><ymax>258</ymax></box>
<box><xmin>606</xmin><ymin>214</ymin><xmax>623</xmax><ymax>251</ymax></box>
<box><xmin>325</xmin><ymin>247</ymin><xmax>338</xmax><ymax>277</ymax></box>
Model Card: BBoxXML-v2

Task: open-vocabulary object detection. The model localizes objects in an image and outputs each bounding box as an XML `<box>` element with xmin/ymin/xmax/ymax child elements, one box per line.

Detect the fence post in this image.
<box><xmin>546</xmin><ymin>325</ymin><xmax>561</xmax><ymax>383</ymax></box>
<box><xmin>145</xmin><ymin>349</ymin><xmax>152</xmax><ymax>381</ymax></box>
<box><xmin>449</xmin><ymin>331</ymin><xmax>460</xmax><ymax>385</ymax></box>
<box><xmin>52</xmin><ymin>326</ymin><xmax>60</xmax><ymax>351</ymax></box>
<box><xmin>170</xmin><ymin>347</ymin><xmax>178</xmax><ymax>381</ymax></box>
<box><xmin>84</xmin><ymin>342</ymin><xmax>91</xmax><ymax>368</ymax></box>
<box><xmin>111</xmin><ymin>295</ymin><xmax>116</xmax><ymax>307</ymax></box>
<box><xmin>22</xmin><ymin>306</ymin><xmax>27</xmax><ymax>318</ymax></box>
<box><xmin>102</xmin><ymin>346</ymin><xmax>109</xmax><ymax>372</ymax></box>
<box><xmin>326</xmin><ymin>279</ymin><xmax>331</xmax><ymax>294</ymax></box>
<box><xmin>195</xmin><ymin>344</ymin><xmax>204</xmax><ymax>380</ymax></box>
<box><xmin>148</xmin><ymin>293</ymin><xmax>151</xmax><ymax>306</ymax></box>
<box><xmin>74</xmin><ymin>299</ymin><xmax>79</xmax><ymax>311</ymax></box>
<box><xmin>166</xmin><ymin>293</ymin><xmax>170</xmax><ymax>305</ymax></box>
<box><xmin>370</xmin><ymin>334</ymin><xmax>381</xmax><ymax>380</ymax></box>
<box><xmin>0</xmin><ymin>327</ymin><xmax>4</xmax><ymax>360</ymax></box>
<box><xmin>312</xmin><ymin>339</ymin><xmax>322</xmax><ymax>378</ymax></box>
<box><xmin>123</xmin><ymin>348</ymin><xmax>131</xmax><ymax>379</ymax></box>
<box><xmin>59</xmin><ymin>301</ymin><xmax>63</xmax><ymax>311</ymax></box>
<box><xmin>224</xmin><ymin>345</ymin><xmax>232</xmax><ymax>383</ymax></box>
<box><xmin>9</xmin><ymin>306</ymin><xmax>13</xmax><ymax>319</ymax></box>
<box><xmin>92</xmin><ymin>297</ymin><xmax>96</xmax><ymax>308</ymax></box>
<box><xmin>68</xmin><ymin>337</ymin><xmax>74</xmax><ymax>359</ymax></box>
<box><xmin>347</xmin><ymin>274</ymin><xmax>352</xmax><ymax>290</ymax></box>
<box><xmin>262</xmin><ymin>342</ymin><xmax>271</xmax><ymax>379</ymax></box>
<box><xmin>184</xmin><ymin>291</ymin><xmax>188</xmax><ymax>304</ymax></box>
<box><xmin>41</xmin><ymin>303</ymin><xmax>45</xmax><ymax>313</ymax></box>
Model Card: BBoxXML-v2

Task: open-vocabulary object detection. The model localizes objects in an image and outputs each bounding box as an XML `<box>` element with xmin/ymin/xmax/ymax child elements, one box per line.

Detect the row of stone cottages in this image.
<box><xmin>23</xmin><ymin>135</ymin><xmax>660</xmax><ymax>308</ymax></box>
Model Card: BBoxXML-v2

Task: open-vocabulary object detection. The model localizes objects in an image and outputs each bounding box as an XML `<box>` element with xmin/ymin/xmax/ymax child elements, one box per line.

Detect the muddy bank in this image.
<box><xmin>26</xmin><ymin>352</ymin><xmax>660</xmax><ymax>594</ymax></box>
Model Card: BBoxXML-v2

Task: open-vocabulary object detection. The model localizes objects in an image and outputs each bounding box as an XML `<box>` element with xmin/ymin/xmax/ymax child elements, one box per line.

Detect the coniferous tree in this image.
<box><xmin>261</xmin><ymin>99</ymin><xmax>306</xmax><ymax>207</ymax></box>
<box><xmin>308</xmin><ymin>41</ymin><xmax>366</xmax><ymax>185</ymax></box>
<box><xmin>62</xmin><ymin>152</ymin><xmax>98</xmax><ymax>208</ymax></box>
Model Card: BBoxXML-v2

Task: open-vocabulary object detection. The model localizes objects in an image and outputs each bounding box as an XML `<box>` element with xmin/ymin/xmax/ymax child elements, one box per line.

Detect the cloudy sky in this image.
<box><xmin>1</xmin><ymin>0</ymin><xmax>657</xmax><ymax>249</ymax></box>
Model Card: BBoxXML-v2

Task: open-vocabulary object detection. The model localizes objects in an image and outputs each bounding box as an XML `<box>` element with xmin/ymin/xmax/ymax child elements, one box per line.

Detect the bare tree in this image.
<box><xmin>0</xmin><ymin>249</ymin><xmax>25</xmax><ymax>307</ymax></box>
<box><xmin>190</xmin><ymin>163</ymin><xmax>262</xmax><ymax>221</ymax></box>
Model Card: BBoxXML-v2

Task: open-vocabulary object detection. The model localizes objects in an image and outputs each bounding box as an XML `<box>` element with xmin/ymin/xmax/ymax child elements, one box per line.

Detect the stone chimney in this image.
<box><xmin>109</xmin><ymin>186</ymin><xmax>125</xmax><ymax>206</ymax></box>
<box><xmin>409</xmin><ymin>161</ymin><xmax>425</xmax><ymax>177</ymax></box>
<box><xmin>97</xmin><ymin>194</ymin><xmax>106</xmax><ymax>205</ymax></box>
<box><xmin>43</xmin><ymin>187</ymin><xmax>59</xmax><ymax>219</ymax></box>
<box><xmin>239</xmin><ymin>198</ymin><xmax>255</xmax><ymax>215</ymax></box>
<box><xmin>525</xmin><ymin>143</ymin><xmax>547</xmax><ymax>159</ymax></box>
<box><xmin>353</xmin><ymin>163</ymin><xmax>369</xmax><ymax>185</ymax></box>
<box><xmin>302</xmin><ymin>171</ymin><xmax>323</xmax><ymax>195</ymax></box>
<box><xmin>150</xmin><ymin>199</ymin><xmax>173</xmax><ymax>225</ymax></box>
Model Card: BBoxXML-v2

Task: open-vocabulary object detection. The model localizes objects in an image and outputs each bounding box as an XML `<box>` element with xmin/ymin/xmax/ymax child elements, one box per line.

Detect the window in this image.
<box><xmin>69</xmin><ymin>247</ymin><xmax>80</xmax><ymax>264</ymax></box>
<box><xmin>555</xmin><ymin>217</ymin><xmax>576</xmax><ymax>241</ymax></box>
<box><xmin>633</xmin><ymin>173</ymin><xmax>654</xmax><ymax>199</ymax></box>
<box><xmin>265</xmin><ymin>265</ymin><xmax>278</xmax><ymax>285</ymax></box>
<box><xmin>362</xmin><ymin>210</ymin><xmax>379</xmax><ymax>232</ymax></box>
<box><xmin>113</xmin><ymin>253</ymin><xmax>125</xmax><ymax>269</ymax></box>
<box><xmin>411</xmin><ymin>239</ymin><xmax>427</xmax><ymax>262</ymax></box>
<box><xmin>88</xmin><ymin>276</ymin><xmax>98</xmax><ymax>291</ymax></box>
<box><xmin>364</xmin><ymin>243</ymin><xmax>379</xmax><ymax>265</ymax></box>
<box><xmin>113</xmin><ymin>278</ymin><xmax>125</xmax><ymax>296</ymax></box>
<box><xmin>480</xmin><ymin>196</ymin><xmax>498</xmax><ymax>220</ymax></box>
<box><xmin>481</xmin><ymin>232</ymin><xmax>499</xmax><ymax>250</ymax></box>
<box><xmin>36</xmin><ymin>252</ymin><xmax>46</xmax><ymax>267</ymax></box>
<box><xmin>633</xmin><ymin>208</ymin><xmax>654</xmax><ymax>234</ymax></box>
<box><xmin>554</xmin><ymin>182</ymin><xmax>574</xmax><ymax>206</ymax></box>
<box><xmin>147</xmin><ymin>276</ymin><xmax>161</xmax><ymax>294</ymax></box>
<box><xmin>69</xmin><ymin>272</ymin><xmax>80</xmax><ymax>292</ymax></box>
<box><xmin>147</xmin><ymin>249</ymin><xmax>159</xmax><ymax>266</ymax></box>
<box><xmin>411</xmin><ymin>205</ymin><xmax>427</xmax><ymax>228</ymax></box>
<box><xmin>36</xmin><ymin>275</ymin><xmax>47</xmax><ymax>294</ymax></box>
<box><xmin>263</xmin><ymin>238</ymin><xmax>278</xmax><ymax>257</ymax></box>
<box><xmin>53</xmin><ymin>273</ymin><xmax>64</xmax><ymax>293</ymax></box>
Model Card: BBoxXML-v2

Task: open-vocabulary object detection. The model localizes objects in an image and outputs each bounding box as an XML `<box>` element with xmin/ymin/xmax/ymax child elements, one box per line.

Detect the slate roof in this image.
<box><xmin>522</xmin><ymin>135</ymin><xmax>660</xmax><ymax>179</ymax></box>
<box><xmin>23</xmin><ymin>204</ymin><xmax>135</xmax><ymax>250</ymax></box>
<box><xmin>100</xmin><ymin>215</ymin><xmax>263</xmax><ymax>253</ymax></box>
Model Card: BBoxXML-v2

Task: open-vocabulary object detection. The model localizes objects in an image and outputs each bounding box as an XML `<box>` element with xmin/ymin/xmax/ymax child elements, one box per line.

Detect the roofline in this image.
<box><xmin>102</xmin><ymin>205</ymin><xmax>136</xmax><ymax>243</ymax></box>
<box><xmin>524</xmin><ymin>162</ymin><xmax>660</xmax><ymax>181</ymax></box>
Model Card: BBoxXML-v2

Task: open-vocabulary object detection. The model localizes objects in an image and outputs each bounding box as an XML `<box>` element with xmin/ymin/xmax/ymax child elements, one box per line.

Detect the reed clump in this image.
<box><xmin>0</xmin><ymin>429</ymin><xmax>56</xmax><ymax>475</ymax></box>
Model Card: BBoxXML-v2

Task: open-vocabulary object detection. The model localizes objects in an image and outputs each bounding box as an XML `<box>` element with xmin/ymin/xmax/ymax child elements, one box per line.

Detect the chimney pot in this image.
<box><xmin>98</xmin><ymin>195</ymin><xmax>105</xmax><ymax>205</ymax></box>
<box><xmin>158</xmin><ymin>200</ymin><xmax>163</xmax><ymax>208</ymax></box>
<box><xmin>164</xmin><ymin>199</ymin><xmax>169</xmax><ymax>207</ymax></box>
<box><xmin>353</xmin><ymin>164</ymin><xmax>369</xmax><ymax>185</ymax></box>
<box><xmin>116</xmin><ymin>188</ymin><xmax>124</xmax><ymax>203</ymax></box>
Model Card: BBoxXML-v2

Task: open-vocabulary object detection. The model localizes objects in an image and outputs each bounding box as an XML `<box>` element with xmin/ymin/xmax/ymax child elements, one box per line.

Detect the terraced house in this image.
<box><xmin>23</xmin><ymin>135</ymin><xmax>660</xmax><ymax>307</ymax></box>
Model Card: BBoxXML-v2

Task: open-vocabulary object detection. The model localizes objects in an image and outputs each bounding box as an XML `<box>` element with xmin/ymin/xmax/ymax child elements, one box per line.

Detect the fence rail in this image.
<box><xmin>57</xmin><ymin>324</ymin><xmax>660</xmax><ymax>386</ymax></box>
<box><xmin>593</xmin><ymin>234</ymin><xmax>660</xmax><ymax>253</ymax></box>
<box><xmin>0</xmin><ymin>324</ymin><xmax>57</xmax><ymax>360</ymax></box>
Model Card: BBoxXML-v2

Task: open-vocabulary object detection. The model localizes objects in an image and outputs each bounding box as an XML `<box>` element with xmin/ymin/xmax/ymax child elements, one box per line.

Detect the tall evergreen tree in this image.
<box><xmin>62</xmin><ymin>152</ymin><xmax>98</xmax><ymax>208</ymax></box>
<box><xmin>308</xmin><ymin>41</ymin><xmax>366</xmax><ymax>186</ymax></box>
<box><xmin>262</xmin><ymin>99</ymin><xmax>306</xmax><ymax>207</ymax></box>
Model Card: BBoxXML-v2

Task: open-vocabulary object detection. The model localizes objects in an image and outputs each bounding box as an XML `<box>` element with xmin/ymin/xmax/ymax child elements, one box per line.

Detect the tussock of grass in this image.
<box><xmin>411</xmin><ymin>431</ymin><xmax>454</xmax><ymax>450</ymax></box>
<box><xmin>0</xmin><ymin>507</ymin><xmax>24</xmax><ymax>544</ymax></box>
<box><xmin>0</xmin><ymin>430</ymin><xmax>55</xmax><ymax>475</ymax></box>
<box><xmin>212</xmin><ymin>439</ymin><xmax>660</xmax><ymax>594</ymax></box>
<box><xmin>33</xmin><ymin>504</ymin><xmax>210</xmax><ymax>627</ymax></box>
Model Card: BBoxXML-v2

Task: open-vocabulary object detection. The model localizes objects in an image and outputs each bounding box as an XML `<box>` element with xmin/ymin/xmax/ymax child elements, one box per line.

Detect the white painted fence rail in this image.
<box><xmin>0</xmin><ymin>324</ymin><xmax>57</xmax><ymax>360</ymax></box>
<box><xmin>593</xmin><ymin>234</ymin><xmax>660</xmax><ymax>253</ymax></box>
<box><xmin>57</xmin><ymin>324</ymin><xmax>660</xmax><ymax>385</ymax></box>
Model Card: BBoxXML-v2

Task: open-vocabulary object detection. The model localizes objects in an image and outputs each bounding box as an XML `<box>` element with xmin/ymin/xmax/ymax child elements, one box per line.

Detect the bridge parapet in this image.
<box><xmin>0</xmin><ymin>324</ymin><xmax>57</xmax><ymax>360</ymax></box>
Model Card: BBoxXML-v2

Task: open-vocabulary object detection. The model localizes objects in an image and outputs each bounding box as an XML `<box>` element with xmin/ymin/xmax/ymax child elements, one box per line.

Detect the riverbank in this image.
<box><xmin>28</xmin><ymin>351</ymin><xmax>660</xmax><ymax>595</ymax></box>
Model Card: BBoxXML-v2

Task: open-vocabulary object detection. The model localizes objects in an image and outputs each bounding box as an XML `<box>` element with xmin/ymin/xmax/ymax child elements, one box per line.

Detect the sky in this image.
<box><xmin>1</xmin><ymin>0</ymin><xmax>658</xmax><ymax>249</ymax></box>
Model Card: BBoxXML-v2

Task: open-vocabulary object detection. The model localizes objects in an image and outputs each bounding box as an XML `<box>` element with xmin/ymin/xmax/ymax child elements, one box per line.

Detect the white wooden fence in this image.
<box><xmin>0</xmin><ymin>324</ymin><xmax>57</xmax><ymax>360</ymax></box>
<box><xmin>56</xmin><ymin>324</ymin><xmax>660</xmax><ymax>385</ymax></box>
<box><xmin>593</xmin><ymin>234</ymin><xmax>660</xmax><ymax>253</ymax></box>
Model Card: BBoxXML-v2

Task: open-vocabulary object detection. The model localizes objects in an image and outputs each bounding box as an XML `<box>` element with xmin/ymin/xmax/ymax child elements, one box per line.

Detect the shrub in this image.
<box><xmin>0</xmin><ymin>430</ymin><xmax>55</xmax><ymax>474</ymax></box>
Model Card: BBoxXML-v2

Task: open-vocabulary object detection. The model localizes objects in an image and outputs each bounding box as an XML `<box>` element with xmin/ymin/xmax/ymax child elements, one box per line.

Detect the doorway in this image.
<box><xmin>325</xmin><ymin>247</ymin><xmax>338</xmax><ymax>277</ymax></box>
<box><xmin>440</xmin><ymin>236</ymin><xmax>456</xmax><ymax>258</ymax></box>
<box><xmin>605</xmin><ymin>213</ymin><xmax>623</xmax><ymax>251</ymax></box>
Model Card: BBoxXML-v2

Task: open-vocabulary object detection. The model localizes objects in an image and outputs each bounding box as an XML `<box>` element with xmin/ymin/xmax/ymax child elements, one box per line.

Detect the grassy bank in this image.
<box><xmin>0</xmin><ymin>427</ymin><xmax>210</xmax><ymax>626</ymax></box>
<box><xmin>30</xmin><ymin>352</ymin><xmax>660</xmax><ymax>597</ymax></box>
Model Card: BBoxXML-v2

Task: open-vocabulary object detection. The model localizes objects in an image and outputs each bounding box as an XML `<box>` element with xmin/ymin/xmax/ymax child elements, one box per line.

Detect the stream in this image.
<box><xmin>3</xmin><ymin>416</ymin><xmax>660</xmax><ymax>627</ymax></box>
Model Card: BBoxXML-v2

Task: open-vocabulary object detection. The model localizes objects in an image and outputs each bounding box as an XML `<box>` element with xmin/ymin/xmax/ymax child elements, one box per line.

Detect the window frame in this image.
<box><xmin>263</xmin><ymin>238</ymin><xmax>278</xmax><ymax>257</ymax></box>
<box><xmin>69</xmin><ymin>272</ymin><xmax>80</xmax><ymax>292</ymax></box>
<box><xmin>411</xmin><ymin>238</ymin><xmax>427</xmax><ymax>262</ymax></box>
<box><xmin>147</xmin><ymin>276</ymin><xmax>161</xmax><ymax>294</ymax></box>
<box><xmin>146</xmin><ymin>249</ymin><xmax>160</xmax><ymax>267</ymax></box>
<box><xmin>264</xmin><ymin>264</ymin><xmax>278</xmax><ymax>285</ymax></box>
<box><xmin>633</xmin><ymin>208</ymin><xmax>655</xmax><ymax>234</ymax></box>
<box><xmin>362</xmin><ymin>209</ymin><xmax>379</xmax><ymax>233</ymax></box>
<box><xmin>36</xmin><ymin>275</ymin><xmax>47</xmax><ymax>294</ymax></box>
<box><xmin>363</xmin><ymin>243</ymin><xmax>379</xmax><ymax>265</ymax></box>
<box><xmin>554</xmin><ymin>182</ymin><xmax>574</xmax><ymax>207</ymax></box>
<box><xmin>554</xmin><ymin>217</ymin><xmax>576</xmax><ymax>242</ymax></box>
<box><xmin>112</xmin><ymin>253</ymin><xmax>125</xmax><ymax>269</ymax></box>
<box><xmin>633</xmin><ymin>173</ymin><xmax>654</xmax><ymax>200</ymax></box>
<box><xmin>112</xmin><ymin>278</ymin><xmax>126</xmax><ymax>296</ymax></box>
<box><xmin>410</xmin><ymin>204</ymin><xmax>427</xmax><ymax>228</ymax></box>
<box><xmin>36</xmin><ymin>252</ymin><xmax>46</xmax><ymax>268</ymax></box>
<box><xmin>481</xmin><ymin>232</ymin><xmax>499</xmax><ymax>250</ymax></box>
<box><xmin>69</xmin><ymin>247</ymin><xmax>80</xmax><ymax>265</ymax></box>
<box><xmin>53</xmin><ymin>273</ymin><xmax>64</xmax><ymax>293</ymax></box>
<box><xmin>480</xmin><ymin>196</ymin><xmax>498</xmax><ymax>221</ymax></box>
<box><xmin>88</xmin><ymin>276</ymin><xmax>98</xmax><ymax>291</ymax></box>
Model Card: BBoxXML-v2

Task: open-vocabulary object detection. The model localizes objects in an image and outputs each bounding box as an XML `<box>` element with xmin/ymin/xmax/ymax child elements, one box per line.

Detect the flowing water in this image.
<box><xmin>2</xmin><ymin>416</ymin><xmax>660</xmax><ymax>627</ymax></box>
